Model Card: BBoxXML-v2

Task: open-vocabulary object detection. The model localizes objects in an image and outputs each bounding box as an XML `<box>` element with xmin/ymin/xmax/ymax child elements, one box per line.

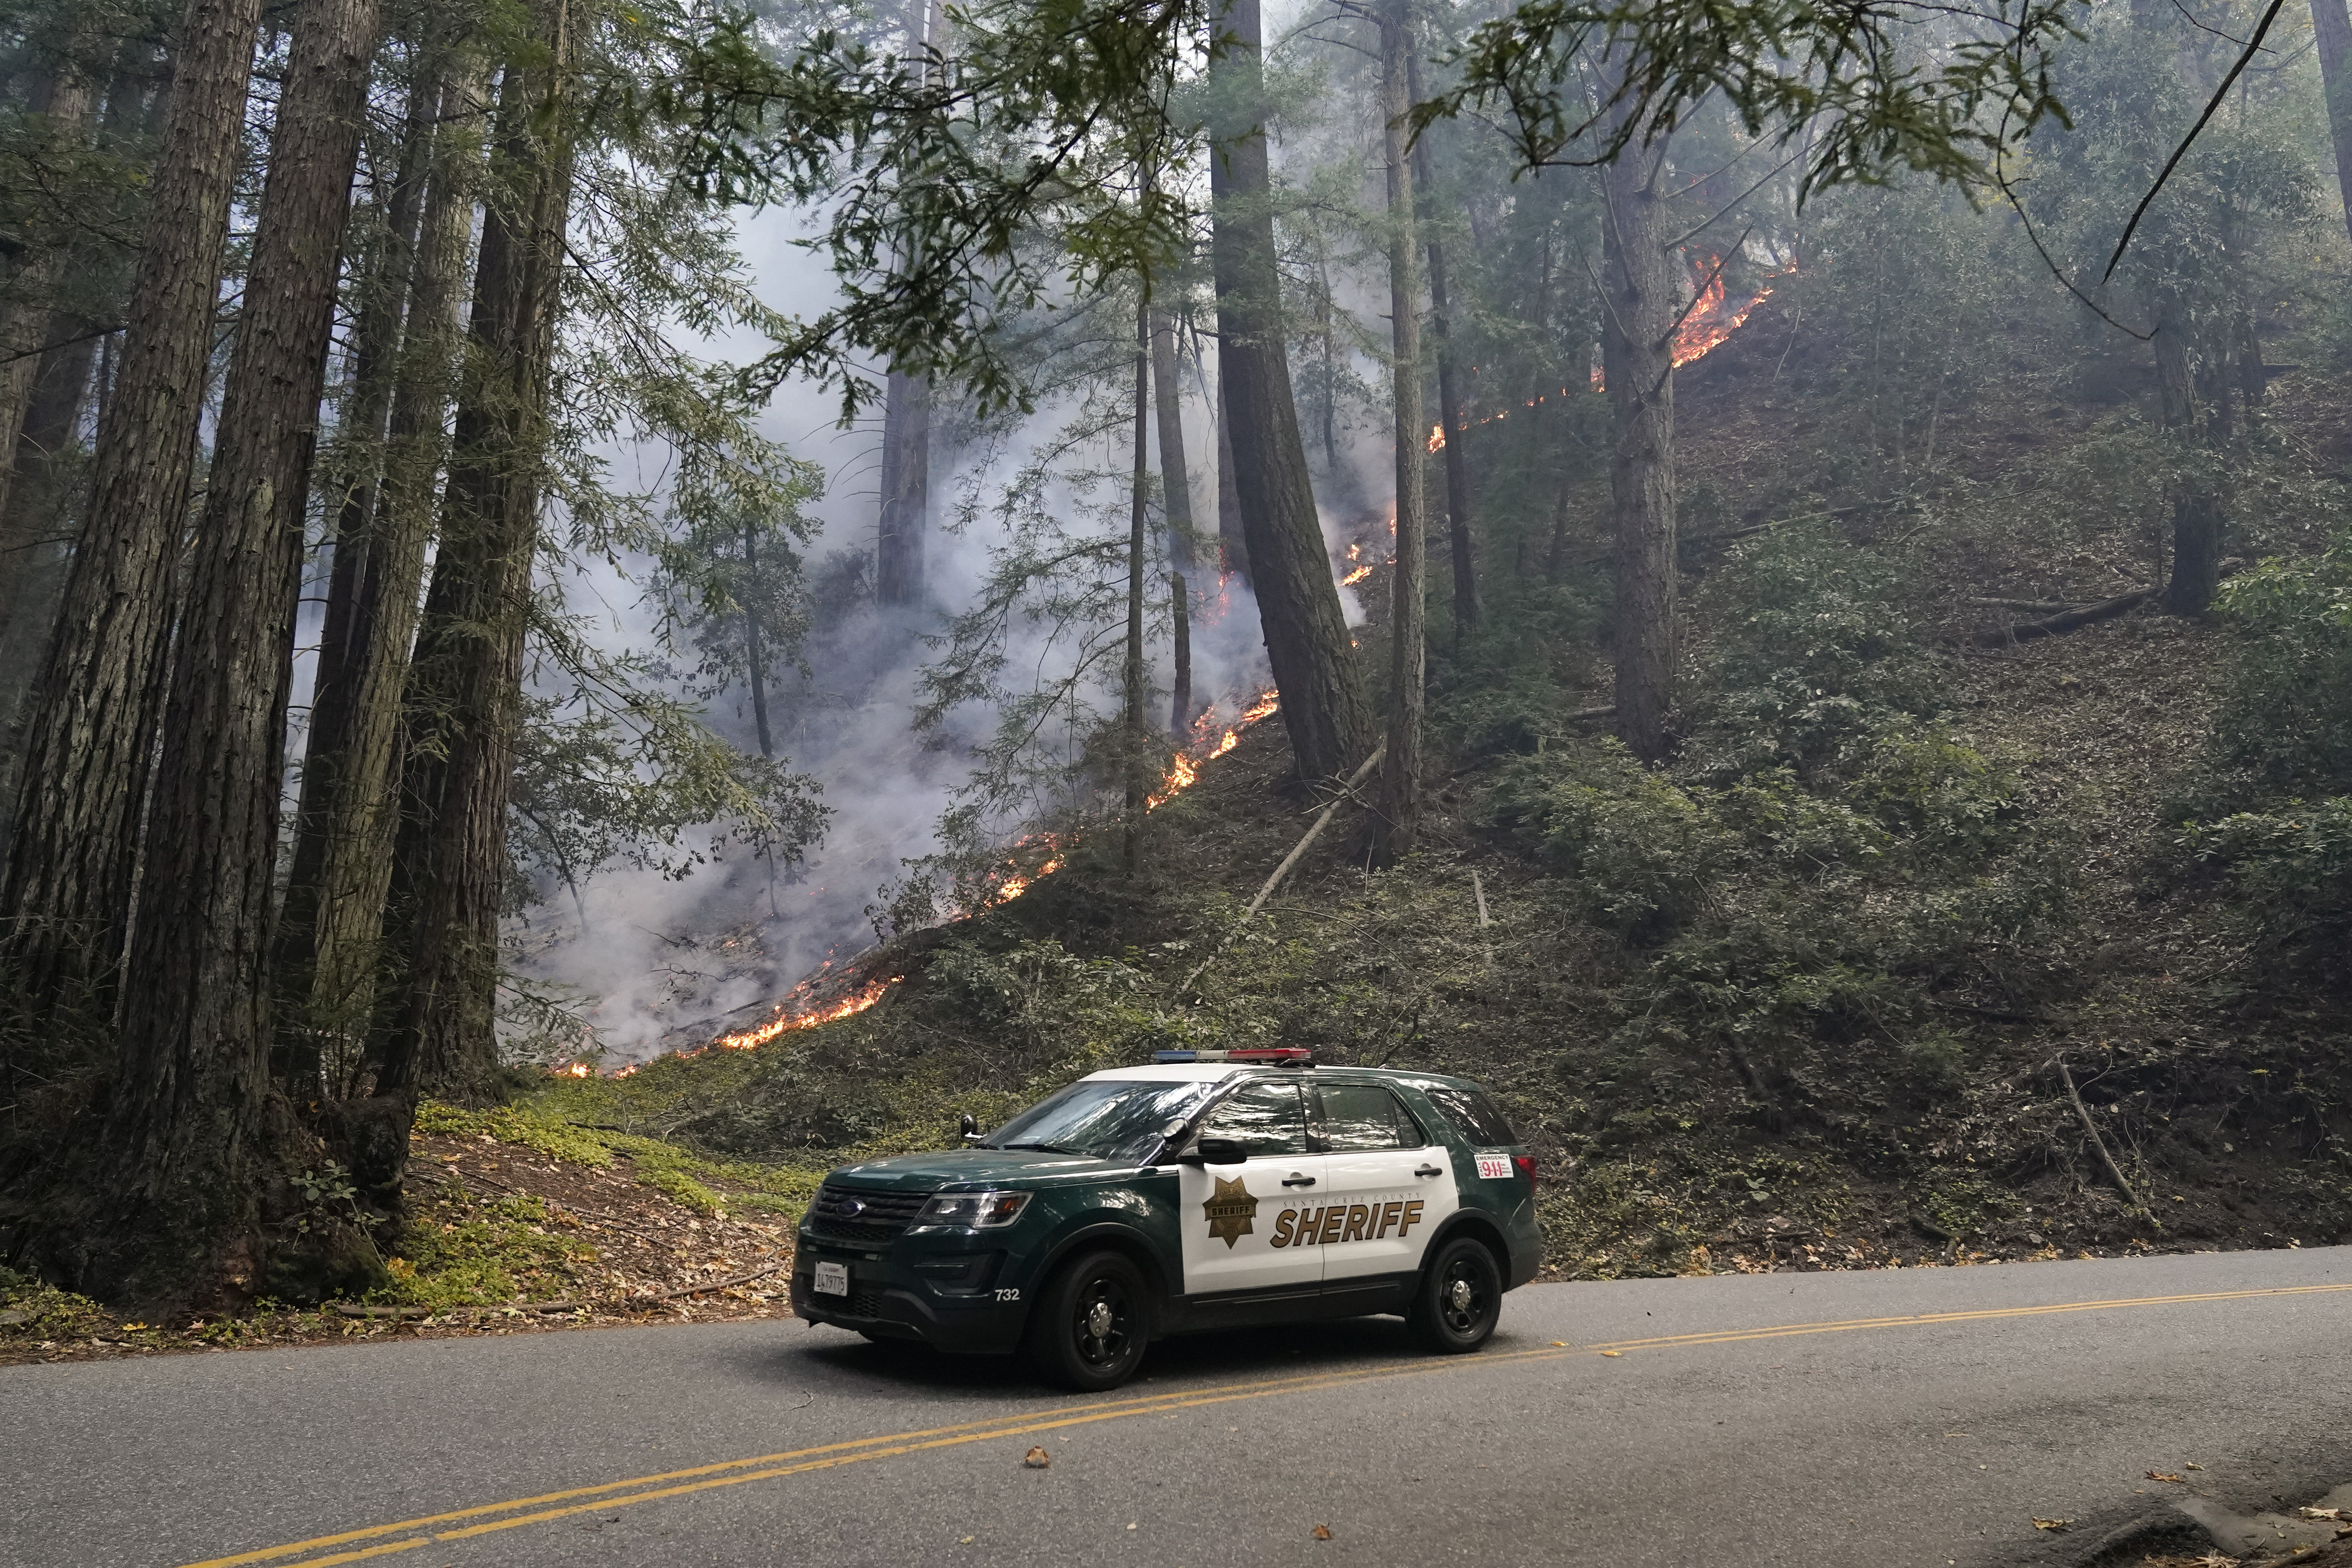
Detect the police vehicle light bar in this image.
<box><xmin>1150</xmin><ymin>1048</ymin><xmax>1315</xmax><ymax>1066</ymax></box>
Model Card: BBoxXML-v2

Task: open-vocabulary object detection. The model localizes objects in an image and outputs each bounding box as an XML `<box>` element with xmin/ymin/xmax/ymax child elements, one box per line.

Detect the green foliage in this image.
<box><xmin>1492</xmin><ymin>740</ymin><xmax>1732</xmax><ymax>940</ymax></box>
<box><xmin>1426</xmin><ymin>0</ymin><xmax>2081</xmax><ymax>198</ymax></box>
<box><xmin>2179</xmin><ymin>800</ymin><xmax>2352</xmax><ymax>956</ymax></box>
<box><xmin>414</xmin><ymin>1101</ymin><xmax>616</xmax><ymax>1167</ymax></box>
<box><xmin>0</xmin><ymin>1265</ymin><xmax>110</xmax><ymax>1341</ymax></box>
<box><xmin>1692</xmin><ymin>524</ymin><xmax>1934</xmax><ymax>781</ymax></box>
<box><xmin>374</xmin><ymin>1192</ymin><xmax>600</xmax><ymax>1310</ymax></box>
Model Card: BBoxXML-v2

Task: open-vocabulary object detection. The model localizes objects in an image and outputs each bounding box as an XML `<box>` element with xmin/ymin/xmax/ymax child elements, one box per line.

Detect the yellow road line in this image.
<box><xmin>184</xmin><ymin>1278</ymin><xmax>2352</xmax><ymax>1568</ymax></box>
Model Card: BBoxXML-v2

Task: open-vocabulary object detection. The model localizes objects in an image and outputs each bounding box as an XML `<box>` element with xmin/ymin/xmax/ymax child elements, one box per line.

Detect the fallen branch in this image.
<box><xmin>1967</xmin><ymin>588</ymin><xmax>2153</xmax><ymax>648</ymax></box>
<box><xmin>1176</xmin><ymin>744</ymin><xmax>1386</xmax><ymax>999</ymax></box>
<box><xmin>656</xmin><ymin>1261</ymin><xmax>786</xmax><ymax>1301</ymax></box>
<box><xmin>2056</xmin><ymin>1056</ymin><xmax>2144</xmax><ymax>1212</ymax></box>
<box><xmin>328</xmin><ymin>1262</ymin><xmax>788</xmax><ymax>1323</ymax></box>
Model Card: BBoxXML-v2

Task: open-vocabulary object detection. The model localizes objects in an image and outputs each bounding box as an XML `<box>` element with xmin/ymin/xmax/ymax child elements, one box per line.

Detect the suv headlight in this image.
<box><xmin>910</xmin><ymin>1190</ymin><xmax>1032</xmax><ymax>1231</ymax></box>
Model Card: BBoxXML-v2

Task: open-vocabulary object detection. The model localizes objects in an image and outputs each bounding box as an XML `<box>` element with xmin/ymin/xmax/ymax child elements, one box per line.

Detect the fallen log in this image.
<box><xmin>1968</xmin><ymin>588</ymin><xmax>2152</xmax><ymax>648</ymax></box>
<box><xmin>1176</xmin><ymin>744</ymin><xmax>1386</xmax><ymax>999</ymax></box>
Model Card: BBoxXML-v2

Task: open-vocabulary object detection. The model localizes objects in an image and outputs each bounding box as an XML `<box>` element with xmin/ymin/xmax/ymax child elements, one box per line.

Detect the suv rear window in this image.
<box><xmin>1416</xmin><ymin>1082</ymin><xmax>1516</xmax><ymax>1147</ymax></box>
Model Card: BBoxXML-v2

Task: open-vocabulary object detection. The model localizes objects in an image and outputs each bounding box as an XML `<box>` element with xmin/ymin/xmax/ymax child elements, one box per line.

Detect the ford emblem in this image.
<box><xmin>840</xmin><ymin>1198</ymin><xmax>865</xmax><ymax>1217</ymax></box>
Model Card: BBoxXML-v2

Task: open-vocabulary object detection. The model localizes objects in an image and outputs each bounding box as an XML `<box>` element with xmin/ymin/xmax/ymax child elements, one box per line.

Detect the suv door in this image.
<box><xmin>1178</xmin><ymin>1079</ymin><xmax>1327</xmax><ymax>1298</ymax></box>
<box><xmin>1313</xmin><ymin>1079</ymin><xmax>1458</xmax><ymax>1294</ymax></box>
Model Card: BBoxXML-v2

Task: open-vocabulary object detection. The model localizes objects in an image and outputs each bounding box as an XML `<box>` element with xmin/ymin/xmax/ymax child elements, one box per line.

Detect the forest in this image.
<box><xmin>3</xmin><ymin>0</ymin><xmax>2352</xmax><ymax>1329</ymax></box>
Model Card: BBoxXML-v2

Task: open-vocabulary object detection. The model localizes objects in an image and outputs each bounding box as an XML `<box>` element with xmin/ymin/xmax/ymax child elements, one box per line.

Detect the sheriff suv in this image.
<box><xmin>790</xmin><ymin>1050</ymin><xmax>1542</xmax><ymax>1389</ymax></box>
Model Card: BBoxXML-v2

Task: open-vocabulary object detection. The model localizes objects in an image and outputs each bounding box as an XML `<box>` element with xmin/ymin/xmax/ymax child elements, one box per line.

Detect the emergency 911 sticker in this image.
<box><xmin>1474</xmin><ymin>1153</ymin><xmax>1513</xmax><ymax>1181</ymax></box>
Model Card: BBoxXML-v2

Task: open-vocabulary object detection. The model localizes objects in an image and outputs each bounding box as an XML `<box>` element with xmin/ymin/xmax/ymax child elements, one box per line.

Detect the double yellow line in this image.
<box><xmin>181</xmin><ymin>1279</ymin><xmax>2352</xmax><ymax>1568</ymax></box>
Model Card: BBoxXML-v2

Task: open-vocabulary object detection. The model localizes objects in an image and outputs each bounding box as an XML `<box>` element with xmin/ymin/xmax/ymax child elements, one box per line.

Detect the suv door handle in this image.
<box><xmin>1414</xmin><ymin>1164</ymin><xmax>1443</xmax><ymax>1178</ymax></box>
<box><xmin>1281</xmin><ymin>1173</ymin><xmax>1317</xmax><ymax>1187</ymax></box>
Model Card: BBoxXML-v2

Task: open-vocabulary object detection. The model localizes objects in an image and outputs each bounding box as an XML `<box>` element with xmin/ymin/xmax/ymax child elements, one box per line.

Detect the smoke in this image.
<box><xmin>505</xmin><ymin>210</ymin><xmax>1281</xmax><ymax>1068</ymax></box>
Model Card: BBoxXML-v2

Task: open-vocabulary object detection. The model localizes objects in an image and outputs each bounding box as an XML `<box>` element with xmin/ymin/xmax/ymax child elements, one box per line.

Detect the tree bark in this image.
<box><xmin>1214</xmin><ymin>377</ymin><xmax>1247</xmax><ymax>579</ymax></box>
<box><xmin>875</xmin><ymin>368</ymin><xmax>930</xmax><ymax>606</ymax></box>
<box><xmin>1600</xmin><ymin>130</ymin><xmax>1678</xmax><ymax>764</ymax></box>
<box><xmin>1124</xmin><ymin>300</ymin><xmax>1151</xmax><ymax>874</ymax></box>
<box><xmin>1150</xmin><ymin>305</ymin><xmax>1196</xmax><ymax>572</ymax></box>
<box><xmin>0</xmin><ymin>321</ymin><xmax>100</xmax><ymax>857</ymax></box>
<box><xmin>1169</xmin><ymin>569</ymin><xmax>1192</xmax><ymax>740</ymax></box>
<box><xmin>2314</xmin><ymin>0</ymin><xmax>2352</xmax><ymax>251</ymax></box>
<box><xmin>1404</xmin><ymin>51</ymin><xmax>1478</xmax><ymax>649</ymax></box>
<box><xmin>0</xmin><ymin>0</ymin><xmax>265</xmax><ymax>1020</ymax></box>
<box><xmin>377</xmin><ymin>12</ymin><xmax>574</xmax><ymax>1109</ymax></box>
<box><xmin>274</xmin><ymin>51</ymin><xmax>485</xmax><ymax>1092</ymax></box>
<box><xmin>75</xmin><ymin>0</ymin><xmax>381</xmax><ymax>1310</ymax></box>
<box><xmin>745</xmin><ymin>517</ymin><xmax>774</xmax><ymax>758</ymax></box>
<box><xmin>1208</xmin><ymin>0</ymin><xmax>1373</xmax><ymax>784</ymax></box>
<box><xmin>874</xmin><ymin>0</ymin><xmax>945</xmax><ymax>610</ymax></box>
<box><xmin>1373</xmin><ymin>2</ymin><xmax>1425</xmax><ymax>863</ymax></box>
<box><xmin>0</xmin><ymin>65</ymin><xmax>97</xmax><ymax>532</ymax></box>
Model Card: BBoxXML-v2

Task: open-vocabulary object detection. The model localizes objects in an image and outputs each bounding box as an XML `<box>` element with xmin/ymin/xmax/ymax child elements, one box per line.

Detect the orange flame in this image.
<box><xmin>1672</xmin><ymin>256</ymin><xmax>1774</xmax><ymax>367</ymax></box>
<box><xmin>1341</xmin><ymin>563</ymin><xmax>1375</xmax><ymax>586</ymax></box>
<box><xmin>1427</xmin><ymin>424</ymin><xmax>1445</xmax><ymax>453</ymax></box>
<box><xmin>552</xmin><ymin>1060</ymin><xmax>593</xmax><ymax>1079</ymax></box>
<box><xmin>710</xmin><ymin>975</ymin><xmax>899</xmax><ymax>1051</ymax></box>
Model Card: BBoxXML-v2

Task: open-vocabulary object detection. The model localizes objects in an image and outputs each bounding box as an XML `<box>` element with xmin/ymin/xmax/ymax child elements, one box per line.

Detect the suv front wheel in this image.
<box><xmin>1026</xmin><ymin>1249</ymin><xmax>1150</xmax><ymax>1390</ymax></box>
<box><xmin>1408</xmin><ymin>1235</ymin><xmax>1502</xmax><ymax>1354</ymax></box>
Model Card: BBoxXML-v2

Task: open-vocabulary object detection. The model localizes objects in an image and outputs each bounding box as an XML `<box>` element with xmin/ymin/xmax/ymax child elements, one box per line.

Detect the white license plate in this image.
<box><xmin>814</xmin><ymin>1261</ymin><xmax>848</xmax><ymax>1296</ymax></box>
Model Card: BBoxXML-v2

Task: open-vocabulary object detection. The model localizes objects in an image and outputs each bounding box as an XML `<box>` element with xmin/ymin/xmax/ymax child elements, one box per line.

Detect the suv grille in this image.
<box><xmin>807</xmin><ymin>1183</ymin><xmax>932</xmax><ymax>1245</ymax></box>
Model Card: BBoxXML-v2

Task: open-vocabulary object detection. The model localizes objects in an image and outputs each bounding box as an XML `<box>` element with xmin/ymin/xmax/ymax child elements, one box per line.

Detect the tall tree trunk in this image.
<box><xmin>2154</xmin><ymin>298</ymin><xmax>2224</xmax><ymax>617</ymax></box>
<box><xmin>0</xmin><ymin>323</ymin><xmax>101</xmax><ymax>856</ymax></box>
<box><xmin>745</xmin><ymin>518</ymin><xmax>774</xmax><ymax>758</ymax></box>
<box><xmin>1124</xmin><ymin>300</ymin><xmax>1151</xmax><ymax>875</ymax></box>
<box><xmin>79</xmin><ymin>0</ymin><xmax>382</xmax><ymax>1312</ymax></box>
<box><xmin>1214</xmin><ymin>378</ymin><xmax>1247</xmax><ymax>579</ymax></box>
<box><xmin>275</xmin><ymin>51</ymin><xmax>484</xmax><ymax>1092</ymax></box>
<box><xmin>875</xmin><ymin>369</ymin><xmax>930</xmax><ymax>606</ymax></box>
<box><xmin>0</xmin><ymin>65</ymin><xmax>97</xmax><ymax>531</ymax></box>
<box><xmin>1169</xmin><ymin>570</ymin><xmax>1192</xmax><ymax>740</ymax></box>
<box><xmin>2314</xmin><ymin>0</ymin><xmax>2352</xmax><ymax>251</ymax></box>
<box><xmin>1208</xmin><ymin>0</ymin><xmax>1373</xmax><ymax>784</ymax></box>
<box><xmin>1373</xmin><ymin>2</ymin><xmax>1425</xmax><ymax>863</ymax></box>
<box><xmin>377</xmin><ymin>14</ymin><xmax>574</xmax><ymax>1110</ymax></box>
<box><xmin>874</xmin><ymin>0</ymin><xmax>945</xmax><ymax>611</ymax></box>
<box><xmin>1600</xmin><ymin>132</ymin><xmax>1678</xmax><ymax>764</ymax></box>
<box><xmin>309</xmin><ymin>54</ymin><xmax>441</xmax><ymax>731</ymax></box>
<box><xmin>1150</xmin><ymin>305</ymin><xmax>1196</xmax><ymax>571</ymax></box>
<box><xmin>0</xmin><ymin>0</ymin><xmax>265</xmax><ymax>1021</ymax></box>
<box><xmin>1404</xmin><ymin>52</ymin><xmax>1479</xmax><ymax>649</ymax></box>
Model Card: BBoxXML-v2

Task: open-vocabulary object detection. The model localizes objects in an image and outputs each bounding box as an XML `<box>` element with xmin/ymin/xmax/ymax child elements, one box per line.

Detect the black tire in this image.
<box><xmin>1408</xmin><ymin>1235</ymin><xmax>1502</xmax><ymax>1354</ymax></box>
<box><xmin>1025</xmin><ymin>1250</ymin><xmax>1150</xmax><ymax>1391</ymax></box>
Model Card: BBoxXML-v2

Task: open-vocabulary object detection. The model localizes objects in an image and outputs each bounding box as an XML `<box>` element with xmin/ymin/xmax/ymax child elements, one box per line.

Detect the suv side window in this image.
<box><xmin>1318</xmin><ymin>1082</ymin><xmax>1425</xmax><ymax>1151</ymax></box>
<box><xmin>1198</xmin><ymin>1081</ymin><xmax>1309</xmax><ymax>1158</ymax></box>
<box><xmin>1417</xmin><ymin>1082</ymin><xmax>1516</xmax><ymax>1147</ymax></box>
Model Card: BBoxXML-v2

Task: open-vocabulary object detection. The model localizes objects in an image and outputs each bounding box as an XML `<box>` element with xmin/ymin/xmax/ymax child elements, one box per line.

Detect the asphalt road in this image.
<box><xmin>7</xmin><ymin>1247</ymin><xmax>2352</xmax><ymax>1568</ymax></box>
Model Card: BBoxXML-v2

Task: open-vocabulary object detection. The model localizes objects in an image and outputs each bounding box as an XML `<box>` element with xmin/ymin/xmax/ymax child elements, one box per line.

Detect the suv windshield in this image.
<box><xmin>984</xmin><ymin>1079</ymin><xmax>1221</xmax><ymax>1164</ymax></box>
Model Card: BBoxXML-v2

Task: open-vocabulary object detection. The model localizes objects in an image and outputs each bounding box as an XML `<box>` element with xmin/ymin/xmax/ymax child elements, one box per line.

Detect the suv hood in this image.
<box><xmin>823</xmin><ymin>1148</ymin><xmax>1133</xmax><ymax>1189</ymax></box>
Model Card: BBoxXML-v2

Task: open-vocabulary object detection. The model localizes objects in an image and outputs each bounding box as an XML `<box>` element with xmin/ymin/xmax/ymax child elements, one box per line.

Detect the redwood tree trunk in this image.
<box><xmin>875</xmin><ymin>368</ymin><xmax>931</xmax><ymax>606</ymax></box>
<box><xmin>1209</xmin><ymin>0</ymin><xmax>1373</xmax><ymax>783</ymax></box>
<box><xmin>275</xmin><ymin>52</ymin><xmax>484</xmax><ymax>1091</ymax></box>
<box><xmin>1124</xmin><ymin>302</ymin><xmax>1150</xmax><ymax>874</ymax></box>
<box><xmin>377</xmin><ymin>17</ymin><xmax>574</xmax><ymax>1109</ymax></box>
<box><xmin>0</xmin><ymin>0</ymin><xmax>264</xmax><ymax>1018</ymax></box>
<box><xmin>89</xmin><ymin>0</ymin><xmax>381</xmax><ymax>1311</ymax></box>
<box><xmin>1600</xmin><ymin>133</ymin><xmax>1678</xmax><ymax>764</ymax></box>
<box><xmin>2314</xmin><ymin>0</ymin><xmax>2352</xmax><ymax>250</ymax></box>
<box><xmin>0</xmin><ymin>65</ymin><xmax>97</xmax><ymax>532</ymax></box>
<box><xmin>1405</xmin><ymin>51</ymin><xmax>1478</xmax><ymax>649</ymax></box>
<box><xmin>1150</xmin><ymin>305</ymin><xmax>1196</xmax><ymax>571</ymax></box>
<box><xmin>1214</xmin><ymin>383</ymin><xmax>1247</xmax><ymax>579</ymax></box>
<box><xmin>1373</xmin><ymin>2</ymin><xmax>1426</xmax><ymax>862</ymax></box>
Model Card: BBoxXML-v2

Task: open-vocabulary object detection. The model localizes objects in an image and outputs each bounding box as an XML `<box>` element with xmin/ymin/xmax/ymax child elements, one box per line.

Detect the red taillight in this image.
<box><xmin>1513</xmin><ymin>1154</ymin><xmax>1538</xmax><ymax>1190</ymax></box>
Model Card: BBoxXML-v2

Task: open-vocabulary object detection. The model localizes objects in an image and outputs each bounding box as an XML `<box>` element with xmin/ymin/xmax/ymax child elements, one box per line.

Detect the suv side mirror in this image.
<box><xmin>959</xmin><ymin>1113</ymin><xmax>981</xmax><ymax>1147</ymax></box>
<box><xmin>1179</xmin><ymin>1136</ymin><xmax>1249</xmax><ymax>1167</ymax></box>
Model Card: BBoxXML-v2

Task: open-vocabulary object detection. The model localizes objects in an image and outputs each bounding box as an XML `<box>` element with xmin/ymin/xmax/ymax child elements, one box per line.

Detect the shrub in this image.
<box><xmin>1492</xmin><ymin>740</ymin><xmax>1734</xmax><ymax>941</ymax></box>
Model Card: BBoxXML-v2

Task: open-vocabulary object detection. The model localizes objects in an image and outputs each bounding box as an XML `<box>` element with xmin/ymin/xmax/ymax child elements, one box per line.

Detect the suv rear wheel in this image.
<box><xmin>1408</xmin><ymin>1235</ymin><xmax>1501</xmax><ymax>1354</ymax></box>
<box><xmin>1026</xmin><ymin>1250</ymin><xmax>1149</xmax><ymax>1391</ymax></box>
